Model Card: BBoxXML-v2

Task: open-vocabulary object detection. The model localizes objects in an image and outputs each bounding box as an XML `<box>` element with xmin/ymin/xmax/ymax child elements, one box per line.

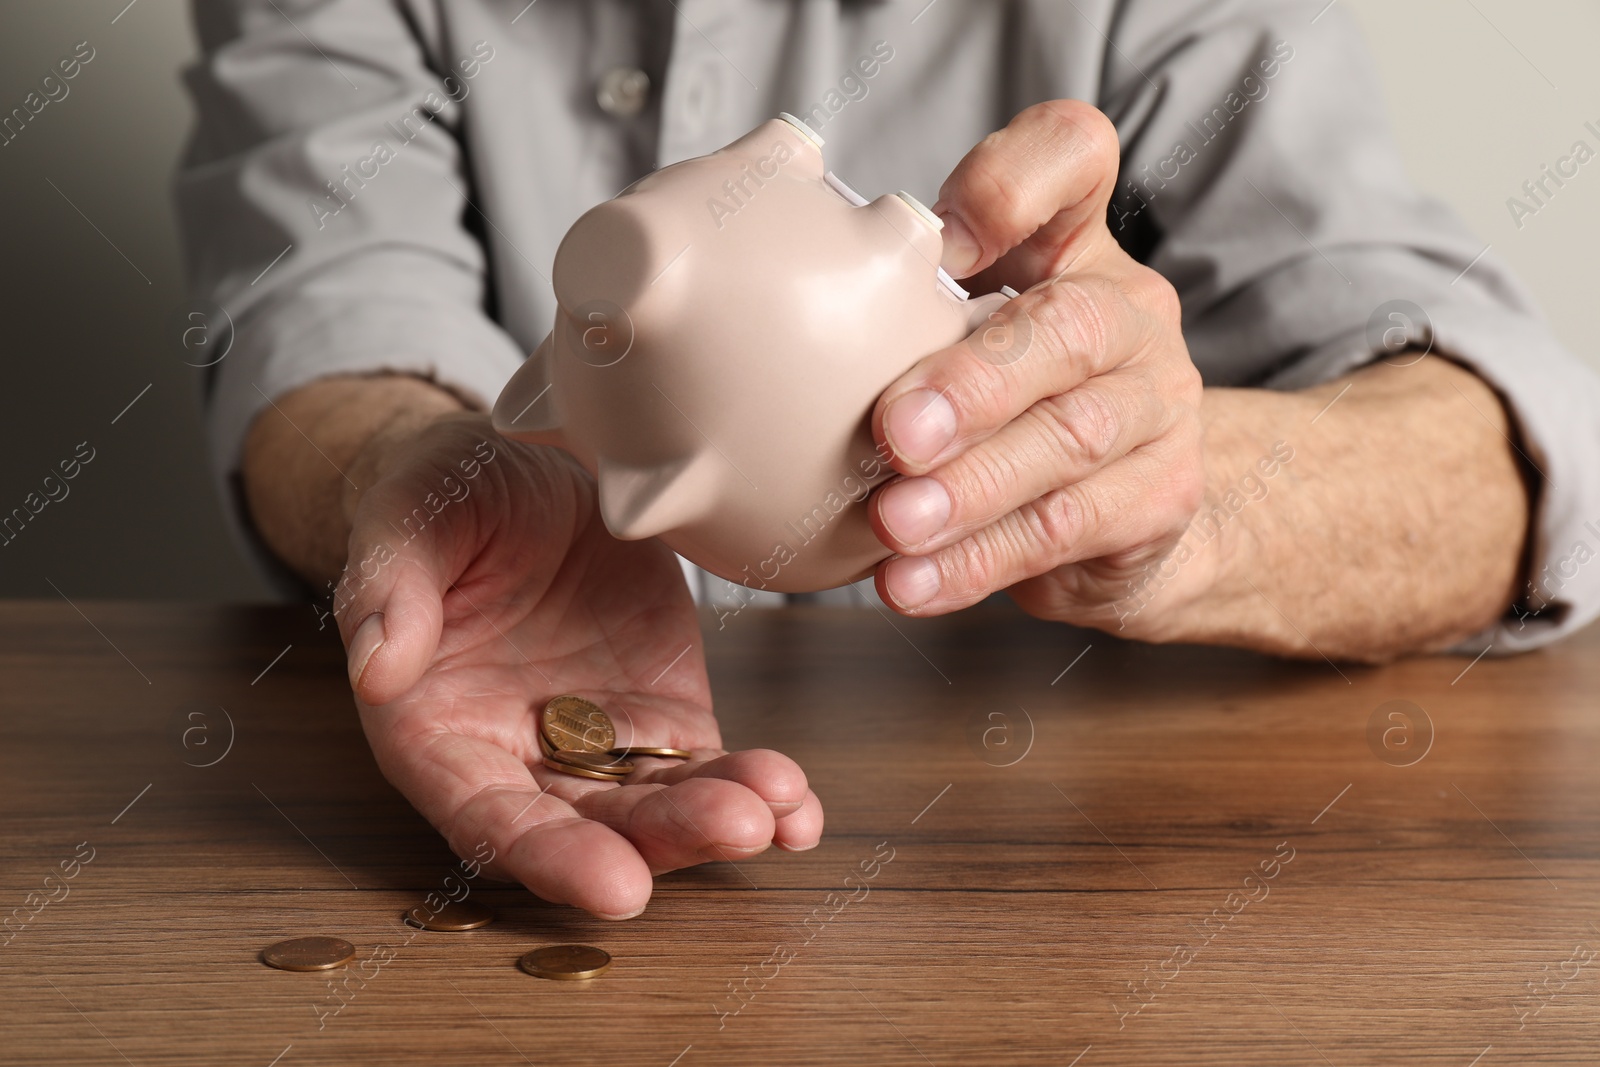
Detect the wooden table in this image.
<box><xmin>2</xmin><ymin>601</ymin><xmax>1597</xmax><ymax>1066</ymax></box>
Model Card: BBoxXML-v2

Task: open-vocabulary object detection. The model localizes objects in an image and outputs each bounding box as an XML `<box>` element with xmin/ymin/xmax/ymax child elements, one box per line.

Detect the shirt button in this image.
<box><xmin>596</xmin><ymin>67</ymin><xmax>650</xmax><ymax>118</ymax></box>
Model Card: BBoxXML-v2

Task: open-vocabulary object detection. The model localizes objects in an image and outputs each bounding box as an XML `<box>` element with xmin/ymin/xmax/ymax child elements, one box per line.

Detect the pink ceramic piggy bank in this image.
<box><xmin>492</xmin><ymin>114</ymin><xmax>1013</xmax><ymax>593</ymax></box>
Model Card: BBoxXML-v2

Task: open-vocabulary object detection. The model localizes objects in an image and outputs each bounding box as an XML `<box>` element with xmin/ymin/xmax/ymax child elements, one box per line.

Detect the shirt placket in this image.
<box><xmin>656</xmin><ymin>0</ymin><xmax>755</xmax><ymax>167</ymax></box>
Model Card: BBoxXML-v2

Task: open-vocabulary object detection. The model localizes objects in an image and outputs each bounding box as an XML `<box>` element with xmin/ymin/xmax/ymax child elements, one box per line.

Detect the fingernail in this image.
<box><xmin>884</xmin><ymin>388</ymin><xmax>957</xmax><ymax>466</ymax></box>
<box><xmin>348</xmin><ymin>612</ymin><xmax>385</xmax><ymax>690</ymax></box>
<box><xmin>702</xmin><ymin>843</ymin><xmax>767</xmax><ymax>863</ymax></box>
<box><xmin>879</xmin><ymin>477</ymin><xmax>951</xmax><ymax>546</ymax></box>
<box><xmin>598</xmin><ymin>905</ymin><xmax>647</xmax><ymax>921</ymax></box>
<box><xmin>884</xmin><ymin>555</ymin><xmax>941</xmax><ymax>610</ymax></box>
<box><xmin>938</xmin><ymin>210</ymin><xmax>981</xmax><ymax>278</ymax></box>
<box><xmin>776</xmin><ymin>839</ymin><xmax>820</xmax><ymax>852</ymax></box>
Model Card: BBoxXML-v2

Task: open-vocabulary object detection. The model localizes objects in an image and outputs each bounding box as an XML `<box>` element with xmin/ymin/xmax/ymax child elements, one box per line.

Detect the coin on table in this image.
<box><xmin>542</xmin><ymin>749</ymin><xmax>634</xmax><ymax>781</ymax></box>
<box><xmin>519</xmin><ymin>944</ymin><xmax>613</xmax><ymax>980</ymax></box>
<box><xmin>403</xmin><ymin>899</ymin><xmax>495</xmax><ymax>931</ymax></box>
<box><xmin>541</xmin><ymin>695</ymin><xmax>615</xmax><ymax>754</ymax></box>
<box><xmin>261</xmin><ymin>936</ymin><xmax>355</xmax><ymax>971</ymax></box>
<box><xmin>610</xmin><ymin>746</ymin><xmax>693</xmax><ymax>760</ymax></box>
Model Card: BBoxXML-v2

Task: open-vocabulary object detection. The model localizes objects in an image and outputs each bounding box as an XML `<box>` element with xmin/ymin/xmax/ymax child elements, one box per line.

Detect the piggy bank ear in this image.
<box><xmin>774</xmin><ymin>112</ymin><xmax>825</xmax><ymax>176</ymax></box>
<box><xmin>716</xmin><ymin>114</ymin><xmax>825</xmax><ymax>181</ymax></box>
<box><xmin>491</xmin><ymin>332</ymin><xmax>562</xmax><ymax>445</ymax></box>
<box><xmin>597</xmin><ymin>450</ymin><xmax>719</xmax><ymax>541</ymax></box>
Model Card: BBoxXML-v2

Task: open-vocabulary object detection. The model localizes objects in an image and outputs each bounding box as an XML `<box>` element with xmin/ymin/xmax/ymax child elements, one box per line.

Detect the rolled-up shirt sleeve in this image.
<box><xmin>175</xmin><ymin>0</ymin><xmax>524</xmax><ymax>587</ymax></box>
<box><xmin>1098</xmin><ymin>1</ymin><xmax>1600</xmax><ymax>653</ymax></box>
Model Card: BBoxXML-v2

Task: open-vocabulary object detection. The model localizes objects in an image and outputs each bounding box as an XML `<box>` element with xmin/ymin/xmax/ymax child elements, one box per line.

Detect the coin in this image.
<box><xmin>610</xmin><ymin>746</ymin><xmax>693</xmax><ymax>760</ymax></box>
<box><xmin>261</xmin><ymin>936</ymin><xmax>355</xmax><ymax>972</ymax></box>
<box><xmin>551</xmin><ymin>749</ymin><xmax>635</xmax><ymax>774</ymax></box>
<box><xmin>403</xmin><ymin>899</ymin><xmax>495</xmax><ymax>931</ymax></box>
<box><xmin>541</xmin><ymin>755</ymin><xmax>625</xmax><ymax>781</ymax></box>
<box><xmin>541</xmin><ymin>695</ymin><xmax>615</xmax><ymax>754</ymax></box>
<box><xmin>519</xmin><ymin>944</ymin><xmax>612</xmax><ymax>980</ymax></box>
<box><xmin>541</xmin><ymin>757</ymin><xmax>622</xmax><ymax>781</ymax></box>
<box><xmin>542</xmin><ymin>750</ymin><xmax>633</xmax><ymax>781</ymax></box>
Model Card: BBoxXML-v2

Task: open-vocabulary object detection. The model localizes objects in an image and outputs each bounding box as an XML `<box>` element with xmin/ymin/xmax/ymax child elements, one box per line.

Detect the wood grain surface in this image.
<box><xmin>1</xmin><ymin>600</ymin><xmax>1597</xmax><ymax>1066</ymax></box>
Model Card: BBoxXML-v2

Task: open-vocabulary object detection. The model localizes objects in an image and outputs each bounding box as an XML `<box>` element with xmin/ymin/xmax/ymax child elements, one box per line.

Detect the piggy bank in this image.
<box><xmin>491</xmin><ymin>114</ymin><xmax>1014</xmax><ymax>592</ymax></box>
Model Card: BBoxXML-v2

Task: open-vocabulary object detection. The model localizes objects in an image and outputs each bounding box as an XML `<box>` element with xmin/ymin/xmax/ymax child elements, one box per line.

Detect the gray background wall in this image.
<box><xmin>0</xmin><ymin>0</ymin><xmax>1594</xmax><ymax>601</ymax></box>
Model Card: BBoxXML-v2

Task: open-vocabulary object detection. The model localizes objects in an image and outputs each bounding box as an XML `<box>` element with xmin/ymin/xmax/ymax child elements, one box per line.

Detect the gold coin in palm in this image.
<box><xmin>542</xmin><ymin>749</ymin><xmax>634</xmax><ymax>780</ymax></box>
<box><xmin>540</xmin><ymin>695</ymin><xmax>615</xmax><ymax>754</ymax></box>
<box><xmin>556</xmin><ymin>749</ymin><xmax>634</xmax><ymax>774</ymax></box>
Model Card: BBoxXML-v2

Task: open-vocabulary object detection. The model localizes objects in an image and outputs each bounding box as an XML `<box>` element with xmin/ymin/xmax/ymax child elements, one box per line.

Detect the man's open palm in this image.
<box><xmin>335</xmin><ymin>415</ymin><xmax>821</xmax><ymax>918</ymax></box>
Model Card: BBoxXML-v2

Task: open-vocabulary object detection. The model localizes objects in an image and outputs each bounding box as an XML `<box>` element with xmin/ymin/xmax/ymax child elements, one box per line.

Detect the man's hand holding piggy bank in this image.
<box><xmin>871</xmin><ymin>101</ymin><xmax>1206</xmax><ymax>638</ymax></box>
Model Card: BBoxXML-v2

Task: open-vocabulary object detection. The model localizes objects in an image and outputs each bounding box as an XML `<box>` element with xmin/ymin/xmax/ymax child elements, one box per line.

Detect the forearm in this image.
<box><xmin>1163</xmin><ymin>357</ymin><xmax>1529</xmax><ymax>662</ymax></box>
<box><xmin>240</xmin><ymin>374</ymin><xmax>467</xmax><ymax>585</ymax></box>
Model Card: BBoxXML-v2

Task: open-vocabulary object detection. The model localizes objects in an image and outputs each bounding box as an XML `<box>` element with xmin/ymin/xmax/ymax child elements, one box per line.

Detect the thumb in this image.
<box><xmin>932</xmin><ymin>99</ymin><xmax>1121</xmax><ymax>281</ymax></box>
<box><xmin>336</xmin><ymin>505</ymin><xmax>451</xmax><ymax>707</ymax></box>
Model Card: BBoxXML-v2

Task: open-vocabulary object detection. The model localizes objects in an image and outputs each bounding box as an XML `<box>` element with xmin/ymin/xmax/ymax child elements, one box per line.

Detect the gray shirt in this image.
<box><xmin>177</xmin><ymin>0</ymin><xmax>1600</xmax><ymax>652</ymax></box>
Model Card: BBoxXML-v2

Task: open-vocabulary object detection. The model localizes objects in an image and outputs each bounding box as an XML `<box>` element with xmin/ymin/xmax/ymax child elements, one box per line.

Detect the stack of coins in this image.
<box><xmin>539</xmin><ymin>696</ymin><xmax>632</xmax><ymax>780</ymax></box>
<box><xmin>538</xmin><ymin>695</ymin><xmax>692</xmax><ymax>780</ymax></box>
